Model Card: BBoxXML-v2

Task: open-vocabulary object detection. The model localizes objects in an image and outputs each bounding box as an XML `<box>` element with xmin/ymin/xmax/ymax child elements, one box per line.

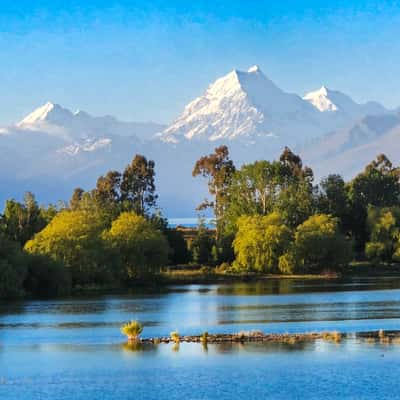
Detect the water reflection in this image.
<box><xmin>172</xmin><ymin>342</ymin><xmax>180</xmax><ymax>352</ymax></box>
<box><xmin>217</xmin><ymin>300</ymin><xmax>400</xmax><ymax>325</ymax></box>
<box><xmin>122</xmin><ymin>342</ymin><xmax>158</xmax><ymax>354</ymax></box>
<box><xmin>215</xmin><ymin>277</ymin><xmax>400</xmax><ymax>296</ymax></box>
<box><xmin>212</xmin><ymin>341</ymin><xmax>315</xmax><ymax>354</ymax></box>
<box><xmin>3</xmin><ymin>277</ymin><xmax>400</xmax><ymax>347</ymax></box>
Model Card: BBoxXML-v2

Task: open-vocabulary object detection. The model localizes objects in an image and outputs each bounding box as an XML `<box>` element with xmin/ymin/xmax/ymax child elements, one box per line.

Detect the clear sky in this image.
<box><xmin>1</xmin><ymin>0</ymin><xmax>400</xmax><ymax>125</ymax></box>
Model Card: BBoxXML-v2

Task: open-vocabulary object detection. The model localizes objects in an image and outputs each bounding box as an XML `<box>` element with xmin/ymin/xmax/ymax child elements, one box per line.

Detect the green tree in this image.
<box><xmin>146</xmin><ymin>213</ymin><xmax>191</xmax><ymax>265</ymax></box>
<box><xmin>348</xmin><ymin>154</ymin><xmax>400</xmax><ymax>251</ymax></box>
<box><xmin>24</xmin><ymin>254</ymin><xmax>71</xmax><ymax>297</ymax></box>
<box><xmin>193</xmin><ymin>145</ymin><xmax>236</xmax><ymax>236</ymax></box>
<box><xmin>223</xmin><ymin>148</ymin><xmax>315</xmax><ymax>233</ymax></box>
<box><xmin>279</xmin><ymin>146</ymin><xmax>314</xmax><ymax>184</ymax></box>
<box><xmin>39</xmin><ymin>203</ymin><xmax>59</xmax><ymax>225</ymax></box>
<box><xmin>190</xmin><ymin>220</ymin><xmax>216</xmax><ymax>265</ymax></box>
<box><xmin>2</xmin><ymin>192</ymin><xmax>48</xmax><ymax>245</ymax></box>
<box><xmin>365</xmin><ymin>206</ymin><xmax>400</xmax><ymax>262</ymax></box>
<box><xmin>25</xmin><ymin>210</ymin><xmax>110</xmax><ymax>285</ymax></box>
<box><xmin>70</xmin><ymin>188</ymin><xmax>85</xmax><ymax>210</ymax></box>
<box><xmin>103</xmin><ymin>212</ymin><xmax>169</xmax><ymax>280</ymax></box>
<box><xmin>164</xmin><ymin>229</ymin><xmax>191</xmax><ymax>265</ymax></box>
<box><xmin>233</xmin><ymin>212</ymin><xmax>292</xmax><ymax>273</ymax></box>
<box><xmin>0</xmin><ymin>234</ymin><xmax>28</xmax><ymax>299</ymax></box>
<box><xmin>317</xmin><ymin>174</ymin><xmax>349</xmax><ymax>231</ymax></box>
<box><xmin>121</xmin><ymin>155</ymin><xmax>158</xmax><ymax>215</ymax></box>
<box><xmin>223</xmin><ymin>161</ymin><xmax>285</xmax><ymax>232</ymax></box>
<box><xmin>275</xmin><ymin>181</ymin><xmax>315</xmax><ymax>228</ymax></box>
<box><xmin>94</xmin><ymin>170</ymin><xmax>122</xmax><ymax>212</ymax></box>
<box><xmin>293</xmin><ymin>214</ymin><xmax>352</xmax><ymax>272</ymax></box>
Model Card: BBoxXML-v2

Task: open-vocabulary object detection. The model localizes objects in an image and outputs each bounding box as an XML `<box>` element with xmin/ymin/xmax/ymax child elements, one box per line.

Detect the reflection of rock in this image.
<box><xmin>213</xmin><ymin>341</ymin><xmax>314</xmax><ymax>354</ymax></box>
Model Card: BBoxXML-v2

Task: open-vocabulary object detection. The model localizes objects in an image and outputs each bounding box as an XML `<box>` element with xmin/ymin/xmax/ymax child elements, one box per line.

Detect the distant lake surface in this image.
<box><xmin>168</xmin><ymin>217</ymin><xmax>215</xmax><ymax>228</ymax></box>
<box><xmin>2</xmin><ymin>277</ymin><xmax>400</xmax><ymax>399</ymax></box>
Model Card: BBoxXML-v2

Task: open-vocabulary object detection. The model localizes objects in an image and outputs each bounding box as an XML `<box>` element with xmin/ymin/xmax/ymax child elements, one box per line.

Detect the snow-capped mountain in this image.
<box><xmin>0</xmin><ymin>104</ymin><xmax>170</xmax><ymax>210</ymax></box>
<box><xmin>160</xmin><ymin>65</ymin><xmax>326</xmax><ymax>144</ymax></box>
<box><xmin>16</xmin><ymin>101</ymin><xmax>165</xmax><ymax>143</ymax></box>
<box><xmin>160</xmin><ymin>66</ymin><xmax>388</xmax><ymax>147</ymax></box>
<box><xmin>0</xmin><ymin>65</ymin><xmax>397</xmax><ymax>216</ymax></box>
<box><xmin>303</xmin><ymin>85</ymin><xmax>387</xmax><ymax>117</ymax></box>
<box><xmin>19</xmin><ymin>102</ymin><xmax>73</xmax><ymax>127</ymax></box>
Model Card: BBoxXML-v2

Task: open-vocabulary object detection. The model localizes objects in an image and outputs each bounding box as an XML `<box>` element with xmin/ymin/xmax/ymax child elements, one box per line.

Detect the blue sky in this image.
<box><xmin>1</xmin><ymin>0</ymin><xmax>400</xmax><ymax>125</ymax></box>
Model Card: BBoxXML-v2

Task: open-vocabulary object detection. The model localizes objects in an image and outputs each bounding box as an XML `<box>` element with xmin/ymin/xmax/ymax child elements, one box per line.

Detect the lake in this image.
<box><xmin>1</xmin><ymin>277</ymin><xmax>400</xmax><ymax>399</ymax></box>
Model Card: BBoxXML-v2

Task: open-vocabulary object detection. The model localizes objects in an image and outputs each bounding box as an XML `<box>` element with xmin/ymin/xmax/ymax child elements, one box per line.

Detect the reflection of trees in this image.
<box><xmin>214</xmin><ymin>277</ymin><xmax>399</xmax><ymax>298</ymax></box>
<box><xmin>216</xmin><ymin>280</ymin><xmax>299</xmax><ymax>297</ymax></box>
<box><xmin>0</xmin><ymin>301</ymin><xmax>26</xmax><ymax>316</ymax></box>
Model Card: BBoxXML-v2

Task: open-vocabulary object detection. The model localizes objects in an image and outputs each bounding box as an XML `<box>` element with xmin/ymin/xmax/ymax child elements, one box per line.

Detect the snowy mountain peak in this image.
<box><xmin>303</xmin><ymin>86</ymin><xmax>387</xmax><ymax>118</ymax></box>
<box><xmin>318</xmin><ymin>85</ymin><xmax>329</xmax><ymax>95</ymax></box>
<box><xmin>13</xmin><ymin>102</ymin><xmax>165</xmax><ymax>143</ymax></box>
<box><xmin>247</xmin><ymin>65</ymin><xmax>262</xmax><ymax>73</ymax></box>
<box><xmin>160</xmin><ymin>66</ymin><xmax>326</xmax><ymax>143</ymax></box>
<box><xmin>18</xmin><ymin>102</ymin><xmax>73</xmax><ymax>127</ymax></box>
<box><xmin>303</xmin><ymin>86</ymin><xmax>338</xmax><ymax>112</ymax></box>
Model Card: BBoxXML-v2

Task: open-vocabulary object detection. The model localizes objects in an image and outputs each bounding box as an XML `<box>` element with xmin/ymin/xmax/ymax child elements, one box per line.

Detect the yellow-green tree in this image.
<box><xmin>347</xmin><ymin>154</ymin><xmax>400</xmax><ymax>251</ymax></box>
<box><xmin>233</xmin><ymin>212</ymin><xmax>292</xmax><ymax>273</ymax></box>
<box><xmin>293</xmin><ymin>214</ymin><xmax>352</xmax><ymax>272</ymax></box>
<box><xmin>25</xmin><ymin>210</ymin><xmax>109</xmax><ymax>285</ymax></box>
<box><xmin>365</xmin><ymin>206</ymin><xmax>400</xmax><ymax>262</ymax></box>
<box><xmin>103</xmin><ymin>212</ymin><xmax>169</xmax><ymax>279</ymax></box>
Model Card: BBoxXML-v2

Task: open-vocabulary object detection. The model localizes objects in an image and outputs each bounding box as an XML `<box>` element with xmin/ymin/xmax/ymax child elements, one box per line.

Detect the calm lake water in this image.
<box><xmin>2</xmin><ymin>277</ymin><xmax>400</xmax><ymax>399</ymax></box>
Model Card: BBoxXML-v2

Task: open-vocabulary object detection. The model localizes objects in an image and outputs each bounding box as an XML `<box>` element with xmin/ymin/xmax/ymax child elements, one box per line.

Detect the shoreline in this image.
<box><xmin>160</xmin><ymin>270</ymin><xmax>339</xmax><ymax>284</ymax></box>
<box><xmin>10</xmin><ymin>264</ymin><xmax>400</xmax><ymax>300</ymax></box>
<box><xmin>160</xmin><ymin>262</ymin><xmax>400</xmax><ymax>285</ymax></box>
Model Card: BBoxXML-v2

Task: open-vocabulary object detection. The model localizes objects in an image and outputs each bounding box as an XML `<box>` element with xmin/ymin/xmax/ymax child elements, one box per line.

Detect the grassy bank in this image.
<box><xmin>41</xmin><ymin>263</ymin><xmax>400</xmax><ymax>298</ymax></box>
<box><xmin>343</xmin><ymin>261</ymin><xmax>400</xmax><ymax>277</ymax></box>
<box><xmin>160</xmin><ymin>268</ymin><xmax>337</xmax><ymax>284</ymax></box>
<box><xmin>161</xmin><ymin>262</ymin><xmax>400</xmax><ymax>284</ymax></box>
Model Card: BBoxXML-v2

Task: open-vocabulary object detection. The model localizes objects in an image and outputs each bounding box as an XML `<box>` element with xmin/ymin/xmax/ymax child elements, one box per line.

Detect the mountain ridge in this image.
<box><xmin>0</xmin><ymin>65</ymin><xmax>398</xmax><ymax>216</ymax></box>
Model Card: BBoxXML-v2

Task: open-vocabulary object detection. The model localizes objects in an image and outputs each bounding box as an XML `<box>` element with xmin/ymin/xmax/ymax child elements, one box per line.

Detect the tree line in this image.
<box><xmin>0</xmin><ymin>155</ymin><xmax>189</xmax><ymax>299</ymax></box>
<box><xmin>1</xmin><ymin>146</ymin><xmax>400</xmax><ymax>299</ymax></box>
<box><xmin>192</xmin><ymin>146</ymin><xmax>400</xmax><ymax>273</ymax></box>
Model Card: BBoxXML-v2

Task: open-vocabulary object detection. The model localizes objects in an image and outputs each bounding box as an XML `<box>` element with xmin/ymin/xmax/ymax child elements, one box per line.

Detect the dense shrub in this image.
<box><xmin>0</xmin><ymin>234</ymin><xmax>27</xmax><ymax>299</ymax></box>
<box><xmin>233</xmin><ymin>212</ymin><xmax>292</xmax><ymax>273</ymax></box>
<box><xmin>24</xmin><ymin>254</ymin><xmax>71</xmax><ymax>297</ymax></box>
<box><xmin>103</xmin><ymin>212</ymin><xmax>169</xmax><ymax>280</ymax></box>
<box><xmin>293</xmin><ymin>214</ymin><xmax>352</xmax><ymax>272</ymax></box>
<box><xmin>165</xmin><ymin>229</ymin><xmax>191</xmax><ymax>265</ymax></box>
<box><xmin>365</xmin><ymin>206</ymin><xmax>400</xmax><ymax>262</ymax></box>
<box><xmin>25</xmin><ymin>210</ymin><xmax>110</xmax><ymax>285</ymax></box>
<box><xmin>190</xmin><ymin>223</ymin><xmax>216</xmax><ymax>265</ymax></box>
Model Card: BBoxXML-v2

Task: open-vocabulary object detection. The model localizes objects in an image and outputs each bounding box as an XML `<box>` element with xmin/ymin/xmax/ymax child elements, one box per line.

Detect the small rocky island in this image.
<box><xmin>121</xmin><ymin>322</ymin><xmax>400</xmax><ymax>345</ymax></box>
